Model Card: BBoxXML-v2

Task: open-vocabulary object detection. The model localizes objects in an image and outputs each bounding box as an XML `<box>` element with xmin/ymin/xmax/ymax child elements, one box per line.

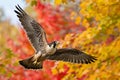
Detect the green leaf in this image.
<box><xmin>5</xmin><ymin>48</ymin><xmax>15</xmax><ymax>58</ymax></box>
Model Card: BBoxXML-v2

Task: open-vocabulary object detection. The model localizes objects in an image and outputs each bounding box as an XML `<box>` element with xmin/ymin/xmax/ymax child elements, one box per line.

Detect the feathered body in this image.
<box><xmin>14</xmin><ymin>5</ymin><xmax>97</xmax><ymax>69</ymax></box>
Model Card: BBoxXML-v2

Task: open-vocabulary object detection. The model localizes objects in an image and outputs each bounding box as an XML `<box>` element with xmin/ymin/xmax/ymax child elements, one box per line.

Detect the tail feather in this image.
<box><xmin>19</xmin><ymin>56</ymin><xmax>43</xmax><ymax>69</ymax></box>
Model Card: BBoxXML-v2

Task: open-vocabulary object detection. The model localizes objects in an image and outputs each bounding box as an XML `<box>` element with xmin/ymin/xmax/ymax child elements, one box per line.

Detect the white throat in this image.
<box><xmin>46</xmin><ymin>45</ymin><xmax>56</xmax><ymax>55</ymax></box>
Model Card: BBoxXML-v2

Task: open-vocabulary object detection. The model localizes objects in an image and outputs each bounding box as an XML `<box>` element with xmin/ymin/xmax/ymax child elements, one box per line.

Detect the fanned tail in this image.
<box><xmin>19</xmin><ymin>56</ymin><xmax>43</xmax><ymax>69</ymax></box>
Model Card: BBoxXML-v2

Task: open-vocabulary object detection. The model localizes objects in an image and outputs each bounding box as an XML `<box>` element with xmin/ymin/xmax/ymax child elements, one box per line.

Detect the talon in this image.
<box><xmin>33</xmin><ymin>60</ymin><xmax>37</xmax><ymax>64</ymax></box>
<box><xmin>37</xmin><ymin>62</ymin><xmax>40</xmax><ymax>65</ymax></box>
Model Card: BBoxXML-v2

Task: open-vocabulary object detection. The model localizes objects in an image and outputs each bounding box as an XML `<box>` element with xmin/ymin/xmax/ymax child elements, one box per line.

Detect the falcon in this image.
<box><xmin>14</xmin><ymin>5</ymin><xmax>96</xmax><ymax>69</ymax></box>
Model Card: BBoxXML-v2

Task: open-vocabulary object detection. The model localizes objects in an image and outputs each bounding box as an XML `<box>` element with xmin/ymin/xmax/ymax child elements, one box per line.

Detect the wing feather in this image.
<box><xmin>47</xmin><ymin>48</ymin><xmax>97</xmax><ymax>64</ymax></box>
<box><xmin>14</xmin><ymin>5</ymin><xmax>48</xmax><ymax>52</ymax></box>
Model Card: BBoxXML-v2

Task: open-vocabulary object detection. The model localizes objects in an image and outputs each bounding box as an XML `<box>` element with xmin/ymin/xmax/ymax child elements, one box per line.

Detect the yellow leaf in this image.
<box><xmin>75</xmin><ymin>16</ymin><xmax>81</xmax><ymax>25</ymax></box>
<box><xmin>54</xmin><ymin>0</ymin><xmax>62</xmax><ymax>5</ymax></box>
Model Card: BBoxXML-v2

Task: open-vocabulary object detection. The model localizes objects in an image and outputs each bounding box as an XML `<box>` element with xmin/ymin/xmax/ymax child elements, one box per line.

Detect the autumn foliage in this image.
<box><xmin>0</xmin><ymin>0</ymin><xmax>120</xmax><ymax>80</ymax></box>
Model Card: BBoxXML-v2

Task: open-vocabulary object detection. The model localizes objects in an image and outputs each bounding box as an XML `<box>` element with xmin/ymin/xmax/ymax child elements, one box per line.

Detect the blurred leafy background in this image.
<box><xmin>0</xmin><ymin>0</ymin><xmax>120</xmax><ymax>80</ymax></box>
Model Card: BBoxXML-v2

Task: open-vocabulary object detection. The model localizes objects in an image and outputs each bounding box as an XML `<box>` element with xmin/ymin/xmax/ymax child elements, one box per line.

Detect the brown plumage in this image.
<box><xmin>15</xmin><ymin>5</ymin><xmax>97</xmax><ymax>69</ymax></box>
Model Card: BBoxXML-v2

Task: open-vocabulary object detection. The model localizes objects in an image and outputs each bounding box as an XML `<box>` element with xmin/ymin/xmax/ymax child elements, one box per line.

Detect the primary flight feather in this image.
<box><xmin>14</xmin><ymin>5</ymin><xmax>96</xmax><ymax>69</ymax></box>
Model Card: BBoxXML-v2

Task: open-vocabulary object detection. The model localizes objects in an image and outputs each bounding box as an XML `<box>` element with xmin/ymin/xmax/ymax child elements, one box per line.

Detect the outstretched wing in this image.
<box><xmin>47</xmin><ymin>48</ymin><xmax>97</xmax><ymax>64</ymax></box>
<box><xmin>14</xmin><ymin>5</ymin><xmax>48</xmax><ymax>52</ymax></box>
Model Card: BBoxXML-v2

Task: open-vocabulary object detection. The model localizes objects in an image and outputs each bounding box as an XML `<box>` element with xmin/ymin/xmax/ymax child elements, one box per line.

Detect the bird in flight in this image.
<box><xmin>14</xmin><ymin>5</ymin><xmax>97</xmax><ymax>69</ymax></box>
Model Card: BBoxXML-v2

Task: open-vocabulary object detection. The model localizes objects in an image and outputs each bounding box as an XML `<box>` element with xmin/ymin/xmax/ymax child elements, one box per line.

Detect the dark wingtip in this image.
<box><xmin>90</xmin><ymin>56</ymin><xmax>97</xmax><ymax>63</ymax></box>
<box><xmin>14</xmin><ymin>5</ymin><xmax>20</xmax><ymax>14</ymax></box>
<box><xmin>14</xmin><ymin>4</ymin><xmax>26</xmax><ymax>14</ymax></box>
<box><xmin>92</xmin><ymin>56</ymin><xmax>97</xmax><ymax>61</ymax></box>
<box><xmin>15</xmin><ymin>4</ymin><xmax>20</xmax><ymax>8</ymax></box>
<box><xmin>14</xmin><ymin>10</ymin><xmax>16</xmax><ymax>13</ymax></box>
<box><xmin>15</xmin><ymin>5</ymin><xmax>17</xmax><ymax>8</ymax></box>
<box><xmin>14</xmin><ymin>10</ymin><xmax>19</xmax><ymax>14</ymax></box>
<box><xmin>15</xmin><ymin>5</ymin><xmax>19</xmax><ymax>10</ymax></box>
<box><xmin>84</xmin><ymin>56</ymin><xmax>97</xmax><ymax>64</ymax></box>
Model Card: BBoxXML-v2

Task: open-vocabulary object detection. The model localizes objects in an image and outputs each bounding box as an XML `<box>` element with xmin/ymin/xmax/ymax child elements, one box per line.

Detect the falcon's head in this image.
<box><xmin>49</xmin><ymin>41</ymin><xmax>59</xmax><ymax>48</ymax></box>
